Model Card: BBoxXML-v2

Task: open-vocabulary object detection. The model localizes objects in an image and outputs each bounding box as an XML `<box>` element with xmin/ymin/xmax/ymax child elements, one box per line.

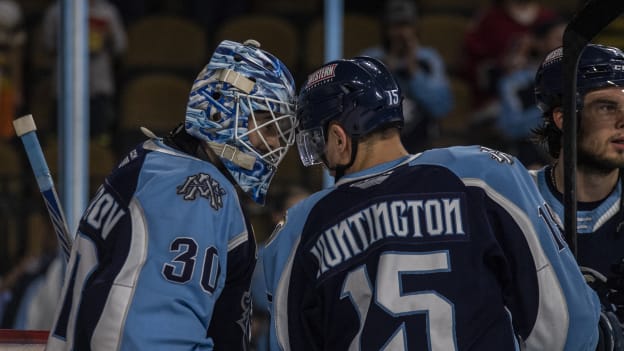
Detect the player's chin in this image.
<box><xmin>605</xmin><ymin>154</ymin><xmax>624</xmax><ymax>169</ymax></box>
<box><xmin>581</xmin><ymin>147</ymin><xmax>624</xmax><ymax>170</ymax></box>
<box><xmin>608</xmin><ymin>148</ymin><xmax>624</xmax><ymax>164</ymax></box>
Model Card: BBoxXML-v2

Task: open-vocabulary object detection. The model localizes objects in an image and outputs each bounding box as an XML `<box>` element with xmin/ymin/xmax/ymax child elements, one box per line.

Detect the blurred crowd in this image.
<box><xmin>0</xmin><ymin>0</ymin><xmax>617</xmax><ymax>348</ymax></box>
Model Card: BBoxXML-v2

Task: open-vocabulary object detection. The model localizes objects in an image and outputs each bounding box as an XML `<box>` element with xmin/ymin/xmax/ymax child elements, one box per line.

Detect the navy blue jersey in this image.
<box><xmin>532</xmin><ymin>166</ymin><xmax>624</xmax><ymax>276</ymax></box>
<box><xmin>46</xmin><ymin>139</ymin><xmax>256</xmax><ymax>351</ymax></box>
<box><xmin>264</xmin><ymin>146</ymin><xmax>599</xmax><ymax>351</ymax></box>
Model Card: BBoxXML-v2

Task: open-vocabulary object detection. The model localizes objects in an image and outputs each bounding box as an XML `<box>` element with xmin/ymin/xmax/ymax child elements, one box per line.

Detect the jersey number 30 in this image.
<box><xmin>341</xmin><ymin>251</ymin><xmax>457</xmax><ymax>350</ymax></box>
<box><xmin>162</xmin><ymin>237</ymin><xmax>220</xmax><ymax>294</ymax></box>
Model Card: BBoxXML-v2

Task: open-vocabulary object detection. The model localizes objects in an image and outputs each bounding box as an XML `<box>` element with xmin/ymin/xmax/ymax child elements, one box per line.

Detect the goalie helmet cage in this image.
<box><xmin>0</xmin><ymin>330</ymin><xmax>48</xmax><ymax>350</ymax></box>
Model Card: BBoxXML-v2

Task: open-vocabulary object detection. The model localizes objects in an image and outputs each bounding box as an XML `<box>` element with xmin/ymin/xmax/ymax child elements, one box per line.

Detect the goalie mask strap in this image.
<box><xmin>206</xmin><ymin>141</ymin><xmax>256</xmax><ymax>170</ymax></box>
<box><xmin>217</xmin><ymin>69</ymin><xmax>255</xmax><ymax>94</ymax></box>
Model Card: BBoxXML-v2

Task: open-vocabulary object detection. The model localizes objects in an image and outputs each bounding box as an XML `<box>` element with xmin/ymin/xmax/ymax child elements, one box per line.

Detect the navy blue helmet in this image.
<box><xmin>535</xmin><ymin>44</ymin><xmax>624</xmax><ymax>113</ymax></box>
<box><xmin>296</xmin><ymin>56</ymin><xmax>403</xmax><ymax>166</ymax></box>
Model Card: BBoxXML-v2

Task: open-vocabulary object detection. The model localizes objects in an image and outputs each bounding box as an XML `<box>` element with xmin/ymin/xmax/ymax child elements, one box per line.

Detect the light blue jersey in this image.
<box><xmin>532</xmin><ymin>166</ymin><xmax>624</xmax><ymax>277</ymax></box>
<box><xmin>47</xmin><ymin>136</ymin><xmax>256</xmax><ymax>351</ymax></box>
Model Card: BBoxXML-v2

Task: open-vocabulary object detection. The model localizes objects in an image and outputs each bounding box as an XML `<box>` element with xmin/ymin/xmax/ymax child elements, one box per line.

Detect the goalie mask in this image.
<box><xmin>185</xmin><ymin>39</ymin><xmax>297</xmax><ymax>204</ymax></box>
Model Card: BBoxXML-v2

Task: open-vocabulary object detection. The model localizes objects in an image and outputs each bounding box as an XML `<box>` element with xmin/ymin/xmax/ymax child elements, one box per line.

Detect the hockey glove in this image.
<box><xmin>582</xmin><ymin>266</ymin><xmax>624</xmax><ymax>351</ymax></box>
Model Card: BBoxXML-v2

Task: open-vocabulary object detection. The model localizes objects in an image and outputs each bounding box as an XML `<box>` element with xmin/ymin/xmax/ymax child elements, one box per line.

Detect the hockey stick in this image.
<box><xmin>562</xmin><ymin>0</ymin><xmax>624</xmax><ymax>257</ymax></box>
<box><xmin>13</xmin><ymin>114</ymin><xmax>72</xmax><ymax>262</ymax></box>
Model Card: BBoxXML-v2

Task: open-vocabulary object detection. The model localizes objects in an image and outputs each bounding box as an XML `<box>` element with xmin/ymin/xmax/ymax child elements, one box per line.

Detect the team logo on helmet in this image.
<box><xmin>542</xmin><ymin>47</ymin><xmax>563</xmax><ymax>66</ymax></box>
<box><xmin>305</xmin><ymin>63</ymin><xmax>338</xmax><ymax>89</ymax></box>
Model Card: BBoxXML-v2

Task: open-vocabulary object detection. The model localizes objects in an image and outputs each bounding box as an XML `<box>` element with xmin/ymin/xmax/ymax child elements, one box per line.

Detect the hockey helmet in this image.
<box><xmin>296</xmin><ymin>56</ymin><xmax>403</xmax><ymax>167</ymax></box>
<box><xmin>535</xmin><ymin>43</ymin><xmax>624</xmax><ymax>113</ymax></box>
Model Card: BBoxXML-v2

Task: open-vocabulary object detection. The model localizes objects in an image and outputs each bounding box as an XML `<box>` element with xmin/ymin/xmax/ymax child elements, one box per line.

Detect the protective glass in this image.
<box><xmin>296</xmin><ymin>126</ymin><xmax>326</xmax><ymax>167</ymax></box>
<box><xmin>236</xmin><ymin>93</ymin><xmax>297</xmax><ymax>167</ymax></box>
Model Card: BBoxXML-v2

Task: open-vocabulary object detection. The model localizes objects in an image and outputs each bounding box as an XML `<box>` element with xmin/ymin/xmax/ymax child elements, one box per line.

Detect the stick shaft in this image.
<box><xmin>13</xmin><ymin>115</ymin><xmax>72</xmax><ymax>261</ymax></box>
<box><xmin>562</xmin><ymin>0</ymin><xmax>624</xmax><ymax>257</ymax></box>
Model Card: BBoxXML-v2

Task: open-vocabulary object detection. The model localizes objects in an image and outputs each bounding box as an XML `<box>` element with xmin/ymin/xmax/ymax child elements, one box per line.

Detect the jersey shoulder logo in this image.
<box><xmin>350</xmin><ymin>172</ymin><xmax>392</xmax><ymax>189</ymax></box>
<box><xmin>479</xmin><ymin>146</ymin><xmax>514</xmax><ymax>164</ymax></box>
<box><xmin>177</xmin><ymin>173</ymin><xmax>227</xmax><ymax>210</ymax></box>
<box><xmin>118</xmin><ymin>149</ymin><xmax>139</xmax><ymax>169</ymax></box>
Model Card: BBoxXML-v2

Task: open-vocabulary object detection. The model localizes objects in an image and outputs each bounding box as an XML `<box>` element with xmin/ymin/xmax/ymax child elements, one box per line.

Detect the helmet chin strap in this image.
<box><xmin>324</xmin><ymin>138</ymin><xmax>359</xmax><ymax>182</ymax></box>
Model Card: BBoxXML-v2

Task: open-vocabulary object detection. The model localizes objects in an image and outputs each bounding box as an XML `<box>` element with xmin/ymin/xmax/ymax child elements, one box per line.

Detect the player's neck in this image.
<box><xmin>350</xmin><ymin>136</ymin><xmax>408</xmax><ymax>174</ymax></box>
<box><xmin>552</xmin><ymin>158</ymin><xmax>619</xmax><ymax>202</ymax></box>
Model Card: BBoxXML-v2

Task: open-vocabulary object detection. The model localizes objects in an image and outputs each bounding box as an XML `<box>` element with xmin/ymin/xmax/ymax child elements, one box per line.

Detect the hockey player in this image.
<box><xmin>45</xmin><ymin>39</ymin><xmax>298</xmax><ymax>350</ymax></box>
<box><xmin>533</xmin><ymin>44</ymin><xmax>624</xmax><ymax>278</ymax></box>
<box><xmin>533</xmin><ymin>44</ymin><xmax>624</xmax><ymax>334</ymax></box>
<box><xmin>263</xmin><ymin>56</ymin><xmax>600</xmax><ymax>350</ymax></box>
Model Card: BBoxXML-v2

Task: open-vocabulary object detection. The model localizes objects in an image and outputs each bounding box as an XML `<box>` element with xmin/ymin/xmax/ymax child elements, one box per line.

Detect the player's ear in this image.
<box><xmin>552</xmin><ymin>107</ymin><xmax>564</xmax><ymax>130</ymax></box>
<box><xmin>328</xmin><ymin>123</ymin><xmax>348</xmax><ymax>151</ymax></box>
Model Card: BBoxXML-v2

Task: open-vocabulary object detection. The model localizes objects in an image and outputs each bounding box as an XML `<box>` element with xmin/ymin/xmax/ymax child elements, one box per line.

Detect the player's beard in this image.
<box><xmin>577</xmin><ymin>125</ymin><xmax>624</xmax><ymax>175</ymax></box>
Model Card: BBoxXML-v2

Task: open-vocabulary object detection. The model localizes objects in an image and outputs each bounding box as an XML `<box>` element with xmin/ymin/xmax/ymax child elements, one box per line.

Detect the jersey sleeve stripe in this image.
<box><xmin>228</xmin><ymin>231</ymin><xmax>248</xmax><ymax>252</ymax></box>
<box><xmin>92</xmin><ymin>197</ymin><xmax>149</xmax><ymax>350</ymax></box>
<box><xmin>274</xmin><ymin>235</ymin><xmax>302</xmax><ymax>351</ymax></box>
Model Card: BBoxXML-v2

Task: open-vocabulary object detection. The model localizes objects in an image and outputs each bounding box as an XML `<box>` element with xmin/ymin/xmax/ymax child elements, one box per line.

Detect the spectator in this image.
<box><xmin>462</xmin><ymin>0</ymin><xmax>557</xmax><ymax>125</ymax></box>
<box><xmin>361</xmin><ymin>0</ymin><xmax>453</xmax><ymax>153</ymax></box>
<box><xmin>0</xmin><ymin>0</ymin><xmax>25</xmax><ymax>140</ymax></box>
<box><xmin>496</xmin><ymin>17</ymin><xmax>565</xmax><ymax>168</ymax></box>
<box><xmin>42</xmin><ymin>0</ymin><xmax>126</xmax><ymax>143</ymax></box>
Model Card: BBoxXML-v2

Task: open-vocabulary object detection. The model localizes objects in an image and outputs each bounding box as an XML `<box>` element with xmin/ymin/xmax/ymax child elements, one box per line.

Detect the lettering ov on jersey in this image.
<box><xmin>83</xmin><ymin>187</ymin><xmax>126</xmax><ymax>240</ymax></box>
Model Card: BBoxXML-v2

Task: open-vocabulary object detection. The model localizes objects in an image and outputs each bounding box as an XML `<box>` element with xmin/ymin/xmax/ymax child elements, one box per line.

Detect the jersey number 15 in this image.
<box><xmin>341</xmin><ymin>251</ymin><xmax>457</xmax><ymax>350</ymax></box>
